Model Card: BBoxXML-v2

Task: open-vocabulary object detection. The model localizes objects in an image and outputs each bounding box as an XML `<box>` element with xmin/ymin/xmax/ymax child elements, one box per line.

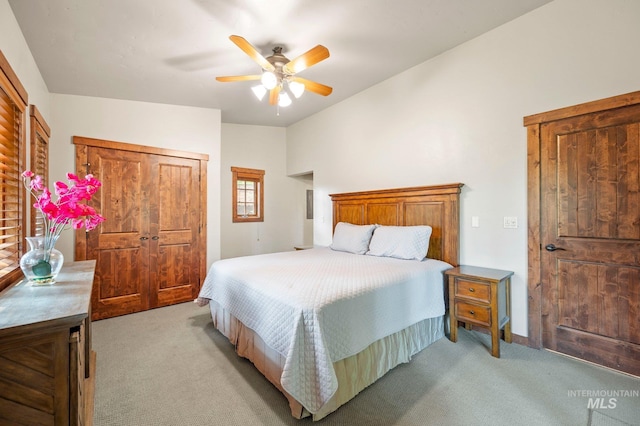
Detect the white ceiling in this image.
<box><xmin>9</xmin><ymin>0</ymin><xmax>552</xmax><ymax>127</ymax></box>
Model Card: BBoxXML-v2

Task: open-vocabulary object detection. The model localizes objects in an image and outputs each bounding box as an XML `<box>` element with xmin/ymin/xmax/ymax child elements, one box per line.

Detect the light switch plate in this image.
<box><xmin>503</xmin><ymin>216</ymin><xmax>518</xmax><ymax>229</ymax></box>
<box><xmin>471</xmin><ymin>216</ymin><xmax>479</xmax><ymax>228</ymax></box>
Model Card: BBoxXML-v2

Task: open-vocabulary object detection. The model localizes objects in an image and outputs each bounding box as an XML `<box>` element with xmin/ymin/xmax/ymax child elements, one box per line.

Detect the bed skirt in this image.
<box><xmin>208</xmin><ymin>301</ymin><xmax>444</xmax><ymax>421</ymax></box>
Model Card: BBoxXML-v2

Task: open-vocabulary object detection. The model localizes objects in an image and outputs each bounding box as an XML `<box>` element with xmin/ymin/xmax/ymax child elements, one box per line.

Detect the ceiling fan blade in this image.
<box><xmin>283</xmin><ymin>45</ymin><xmax>330</xmax><ymax>75</ymax></box>
<box><xmin>229</xmin><ymin>35</ymin><xmax>275</xmax><ymax>72</ymax></box>
<box><xmin>291</xmin><ymin>77</ymin><xmax>333</xmax><ymax>96</ymax></box>
<box><xmin>269</xmin><ymin>86</ymin><xmax>281</xmax><ymax>105</ymax></box>
<box><xmin>216</xmin><ymin>75</ymin><xmax>261</xmax><ymax>82</ymax></box>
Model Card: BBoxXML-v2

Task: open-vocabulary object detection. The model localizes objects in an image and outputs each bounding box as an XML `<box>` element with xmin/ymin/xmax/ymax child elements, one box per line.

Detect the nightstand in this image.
<box><xmin>445</xmin><ymin>265</ymin><xmax>513</xmax><ymax>358</ymax></box>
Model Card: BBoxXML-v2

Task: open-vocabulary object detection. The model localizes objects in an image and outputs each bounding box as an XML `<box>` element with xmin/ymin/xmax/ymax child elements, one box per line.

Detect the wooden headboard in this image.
<box><xmin>330</xmin><ymin>183</ymin><xmax>464</xmax><ymax>266</ymax></box>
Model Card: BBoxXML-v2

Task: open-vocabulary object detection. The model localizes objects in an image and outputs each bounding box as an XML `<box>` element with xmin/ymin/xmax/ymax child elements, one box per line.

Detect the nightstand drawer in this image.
<box><xmin>455</xmin><ymin>301</ymin><xmax>490</xmax><ymax>326</ymax></box>
<box><xmin>455</xmin><ymin>279</ymin><xmax>490</xmax><ymax>302</ymax></box>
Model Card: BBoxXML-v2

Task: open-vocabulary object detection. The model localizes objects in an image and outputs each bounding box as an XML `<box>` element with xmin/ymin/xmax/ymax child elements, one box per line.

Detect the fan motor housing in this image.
<box><xmin>266</xmin><ymin>47</ymin><xmax>290</xmax><ymax>75</ymax></box>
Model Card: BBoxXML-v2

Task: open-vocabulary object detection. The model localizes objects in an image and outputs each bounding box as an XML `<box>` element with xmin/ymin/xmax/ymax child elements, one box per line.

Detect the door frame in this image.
<box><xmin>523</xmin><ymin>90</ymin><xmax>640</xmax><ymax>348</ymax></box>
<box><xmin>72</xmin><ymin>136</ymin><xmax>209</xmax><ymax>291</ymax></box>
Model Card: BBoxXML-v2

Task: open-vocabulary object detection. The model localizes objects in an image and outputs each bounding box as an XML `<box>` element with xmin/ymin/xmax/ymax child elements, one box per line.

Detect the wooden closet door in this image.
<box><xmin>87</xmin><ymin>147</ymin><xmax>151</xmax><ymax>320</ymax></box>
<box><xmin>149</xmin><ymin>154</ymin><xmax>201</xmax><ymax>308</ymax></box>
<box><xmin>75</xmin><ymin>136</ymin><xmax>207</xmax><ymax>320</ymax></box>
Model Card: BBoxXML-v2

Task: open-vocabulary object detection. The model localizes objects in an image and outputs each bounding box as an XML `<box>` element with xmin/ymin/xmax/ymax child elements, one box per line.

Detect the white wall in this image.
<box><xmin>221</xmin><ymin>123</ymin><xmax>309</xmax><ymax>258</ymax></box>
<box><xmin>50</xmin><ymin>94</ymin><xmax>222</xmax><ymax>267</ymax></box>
<box><xmin>0</xmin><ymin>0</ymin><xmax>50</xmax><ymax>117</ymax></box>
<box><xmin>286</xmin><ymin>0</ymin><xmax>640</xmax><ymax>337</ymax></box>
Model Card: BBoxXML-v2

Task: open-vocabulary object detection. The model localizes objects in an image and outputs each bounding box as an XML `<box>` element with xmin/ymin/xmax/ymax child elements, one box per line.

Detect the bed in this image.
<box><xmin>197</xmin><ymin>183</ymin><xmax>463</xmax><ymax>420</ymax></box>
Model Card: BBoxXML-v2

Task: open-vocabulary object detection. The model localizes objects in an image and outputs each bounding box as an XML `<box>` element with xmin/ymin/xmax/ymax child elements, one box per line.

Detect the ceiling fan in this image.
<box><xmin>216</xmin><ymin>35</ymin><xmax>332</xmax><ymax>107</ymax></box>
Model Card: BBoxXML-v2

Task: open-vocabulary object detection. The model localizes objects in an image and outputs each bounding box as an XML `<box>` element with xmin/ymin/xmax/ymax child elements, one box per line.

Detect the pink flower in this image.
<box><xmin>29</xmin><ymin>175</ymin><xmax>45</xmax><ymax>191</ymax></box>
<box><xmin>76</xmin><ymin>212</ymin><xmax>105</xmax><ymax>231</ymax></box>
<box><xmin>22</xmin><ymin>170</ymin><xmax>106</xmax><ymax>241</ymax></box>
<box><xmin>54</xmin><ymin>181</ymin><xmax>69</xmax><ymax>196</ymax></box>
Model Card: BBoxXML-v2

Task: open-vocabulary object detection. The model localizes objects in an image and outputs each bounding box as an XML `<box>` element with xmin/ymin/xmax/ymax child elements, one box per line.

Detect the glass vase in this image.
<box><xmin>20</xmin><ymin>236</ymin><xmax>64</xmax><ymax>285</ymax></box>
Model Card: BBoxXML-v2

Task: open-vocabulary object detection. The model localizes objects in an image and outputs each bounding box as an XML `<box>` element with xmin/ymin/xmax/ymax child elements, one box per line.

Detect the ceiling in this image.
<box><xmin>9</xmin><ymin>0</ymin><xmax>552</xmax><ymax>127</ymax></box>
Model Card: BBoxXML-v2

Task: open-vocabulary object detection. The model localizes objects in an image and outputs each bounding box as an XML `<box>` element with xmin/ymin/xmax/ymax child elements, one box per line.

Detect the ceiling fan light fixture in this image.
<box><xmin>261</xmin><ymin>71</ymin><xmax>278</xmax><ymax>90</ymax></box>
<box><xmin>217</xmin><ymin>36</ymin><xmax>332</xmax><ymax>110</ymax></box>
<box><xmin>289</xmin><ymin>81</ymin><xmax>305</xmax><ymax>98</ymax></box>
<box><xmin>278</xmin><ymin>92</ymin><xmax>292</xmax><ymax>107</ymax></box>
<box><xmin>251</xmin><ymin>84</ymin><xmax>267</xmax><ymax>101</ymax></box>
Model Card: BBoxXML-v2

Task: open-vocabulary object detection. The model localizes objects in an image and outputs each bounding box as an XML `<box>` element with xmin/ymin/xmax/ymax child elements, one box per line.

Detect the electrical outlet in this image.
<box><xmin>503</xmin><ymin>216</ymin><xmax>518</xmax><ymax>229</ymax></box>
<box><xmin>471</xmin><ymin>216</ymin><xmax>479</xmax><ymax>228</ymax></box>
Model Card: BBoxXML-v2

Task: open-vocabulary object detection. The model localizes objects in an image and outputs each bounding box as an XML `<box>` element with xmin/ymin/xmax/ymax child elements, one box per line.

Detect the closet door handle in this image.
<box><xmin>140</xmin><ymin>237</ymin><xmax>148</xmax><ymax>241</ymax></box>
<box><xmin>151</xmin><ymin>236</ymin><xmax>159</xmax><ymax>240</ymax></box>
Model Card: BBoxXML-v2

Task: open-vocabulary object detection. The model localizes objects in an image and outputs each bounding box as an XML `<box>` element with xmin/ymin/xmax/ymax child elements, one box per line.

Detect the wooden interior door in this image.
<box><xmin>86</xmin><ymin>147</ymin><xmax>151</xmax><ymax>320</ymax></box>
<box><xmin>540</xmin><ymin>103</ymin><xmax>640</xmax><ymax>376</ymax></box>
<box><xmin>149</xmin><ymin>154</ymin><xmax>201</xmax><ymax>307</ymax></box>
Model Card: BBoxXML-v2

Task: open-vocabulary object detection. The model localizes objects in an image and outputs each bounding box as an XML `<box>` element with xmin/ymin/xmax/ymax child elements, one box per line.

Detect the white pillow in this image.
<box><xmin>330</xmin><ymin>222</ymin><xmax>377</xmax><ymax>254</ymax></box>
<box><xmin>366</xmin><ymin>225</ymin><xmax>432</xmax><ymax>261</ymax></box>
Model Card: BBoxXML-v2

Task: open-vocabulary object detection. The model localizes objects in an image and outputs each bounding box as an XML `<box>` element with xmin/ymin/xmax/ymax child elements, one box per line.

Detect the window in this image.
<box><xmin>231</xmin><ymin>167</ymin><xmax>264</xmax><ymax>223</ymax></box>
<box><xmin>0</xmin><ymin>50</ymin><xmax>28</xmax><ymax>291</ymax></box>
<box><xmin>29</xmin><ymin>105</ymin><xmax>50</xmax><ymax>237</ymax></box>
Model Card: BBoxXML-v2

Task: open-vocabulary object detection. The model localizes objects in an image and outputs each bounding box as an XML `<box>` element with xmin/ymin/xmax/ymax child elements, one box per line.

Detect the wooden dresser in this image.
<box><xmin>0</xmin><ymin>260</ymin><xmax>96</xmax><ymax>425</ymax></box>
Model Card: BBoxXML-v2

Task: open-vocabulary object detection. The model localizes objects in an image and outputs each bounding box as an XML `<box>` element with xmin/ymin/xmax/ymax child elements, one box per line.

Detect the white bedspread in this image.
<box><xmin>197</xmin><ymin>247</ymin><xmax>451</xmax><ymax>413</ymax></box>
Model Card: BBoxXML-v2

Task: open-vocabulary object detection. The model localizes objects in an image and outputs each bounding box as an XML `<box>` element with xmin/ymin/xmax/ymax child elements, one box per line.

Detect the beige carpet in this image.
<box><xmin>92</xmin><ymin>302</ymin><xmax>640</xmax><ymax>426</ymax></box>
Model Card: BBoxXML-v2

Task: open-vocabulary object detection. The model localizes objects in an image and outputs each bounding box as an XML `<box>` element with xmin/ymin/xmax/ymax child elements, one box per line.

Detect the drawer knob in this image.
<box><xmin>469</xmin><ymin>287</ymin><xmax>475</xmax><ymax>292</ymax></box>
<box><xmin>469</xmin><ymin>310</ymin><xmax>475</xmax><ymax>315</ymax></box>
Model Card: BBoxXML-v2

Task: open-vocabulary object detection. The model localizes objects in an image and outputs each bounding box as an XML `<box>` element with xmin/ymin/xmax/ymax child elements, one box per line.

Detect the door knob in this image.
<box><xmin>545</xmin><ymin>244</ymin><xmax>566</xmax><ymax>252</ymax></box>
<box><xmin>151</xmin><ymin>236</ymin><xmax>159</xmax><ymax>240</ymax></box>
<box><xmin>140</xmin><ymin>237</ymin><xmax>148</xmax><ymax>241</ymax></box>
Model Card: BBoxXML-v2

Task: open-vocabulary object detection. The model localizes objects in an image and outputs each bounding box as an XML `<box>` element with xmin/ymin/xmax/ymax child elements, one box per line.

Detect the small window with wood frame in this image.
<box><xmin>29</xmin><ymin>105</ymin><xmax>50</xmax><ymax>237</ymax></box>
<box><xmin>231</xmin><ymin>167</ymin><xmax>264</xmax><ymax>223</ymax></box>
